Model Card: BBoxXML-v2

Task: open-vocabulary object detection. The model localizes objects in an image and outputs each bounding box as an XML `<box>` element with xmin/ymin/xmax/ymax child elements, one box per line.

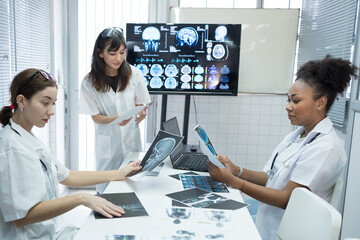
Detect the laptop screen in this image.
<box><xmin>161</xmin><ymin>117</ymin><xmax>184</xmax><ymax>162</ymax></box>
<box><xmin>161</xmin><ymin>117</ymin><xmax>181</xmax><ymax>136</ymax></box>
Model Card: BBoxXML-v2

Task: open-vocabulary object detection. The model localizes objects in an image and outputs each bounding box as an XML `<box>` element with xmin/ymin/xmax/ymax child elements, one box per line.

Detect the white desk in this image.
<box><xmin>74</xmin><ymin>152</ymin><xmax>261</xmax><ymax>239</ymax></box>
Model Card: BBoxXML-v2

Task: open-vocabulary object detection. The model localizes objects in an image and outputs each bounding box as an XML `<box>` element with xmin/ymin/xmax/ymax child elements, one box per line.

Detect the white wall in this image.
<box><xmin>341</xmin><ymin>110</ymin><xmax>360</xmax><ymax>239</ymax></box>
<box><xmin>153</xmin><ymin>94</ymin><xmax>293</xmax><ymax>170</ymax></box>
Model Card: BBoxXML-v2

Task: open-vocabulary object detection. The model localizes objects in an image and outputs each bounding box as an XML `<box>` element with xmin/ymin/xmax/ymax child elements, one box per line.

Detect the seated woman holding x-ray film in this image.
<box><xmin>208</xmin><ymin>55</ymin><xmax>358</xmax><ymax>240</ymax></box>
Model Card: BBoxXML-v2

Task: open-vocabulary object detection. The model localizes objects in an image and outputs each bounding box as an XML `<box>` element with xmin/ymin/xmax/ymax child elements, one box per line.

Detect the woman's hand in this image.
<box><xmin>208</xmin><ymin>161</ymin><xmax>235</xmax><ymax>185</ymax></box>
<box><xmin>79</xmin><ymin>193</ymin><xmax>125</xmax><ymax>218</ymax></box>
<box><xmin>117</xmin><ymin>117</ymin><xmax>132</xmax><ymax>126</ymax></box>
<box><xmin>135</xmin><ymin>106</ymin><xmax>148</xmax><ymax>125</ymax></box>
<box><xmin>116</xmin><ymin>160</ymin><xmax>142</xmax><ymax>180</ymax></box>
<box><xmin>217</xmin><ymin>154</ymin><xmax>241</xmax><ymax>176</ymax></box>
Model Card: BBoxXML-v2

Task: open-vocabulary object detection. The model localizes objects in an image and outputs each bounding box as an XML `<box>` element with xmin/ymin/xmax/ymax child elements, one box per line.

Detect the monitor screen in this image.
<box><xmin>126</xmin><ymin>23</ymin><xmax>241</xmax><ymax>96</ymax></box>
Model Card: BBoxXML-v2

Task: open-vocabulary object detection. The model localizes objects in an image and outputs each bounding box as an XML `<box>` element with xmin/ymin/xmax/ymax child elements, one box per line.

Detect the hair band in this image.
<box><xmin>9</xmin><ymin>104</ymin><xmax>15</xmax><ymax>110</ymax></box>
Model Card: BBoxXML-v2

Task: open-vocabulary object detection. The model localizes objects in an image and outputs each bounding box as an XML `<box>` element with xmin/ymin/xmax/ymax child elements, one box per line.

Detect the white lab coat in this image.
<box><xmin>0</xmin><ymin>119</ymin><xmax>76</xmax><ymax>240</ymax></box>
<box><xmin>255</xmin><ymin>117</ymin><xmax>346</xmax><ymax>240</ymax></box>
<box><xmin>79</xmin><ymin>65</ymin><xmax>151</xmax><ymax>192</ymax></box>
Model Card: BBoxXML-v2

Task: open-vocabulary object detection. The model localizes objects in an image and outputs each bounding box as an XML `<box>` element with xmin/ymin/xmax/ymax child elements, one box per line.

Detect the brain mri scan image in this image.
<box><xmin>181</xmin><ymin>65</ymin><xmax>192</xmax><ymax>75</ymax></box>
<box><xmin>194</xmin><ymin>66</ymin><xmax>204</xmax><ymax>75</ymax></box>
<box><xmin>150</xmin><ymin>64</ymin><xmax>164</xmax><ymax>76</ymax></box>
<box><xmin>165</xmin><ymin>77</ymin><xmax>177</xmax><ymax>89</ymax></box>
<box><xmin>220</xmin><ymin>76</ymin><xmax>229</xmax><ymax>83</ymax></box>
<box><xmin>215</xmin><ymin>25</ymin><xmax>228</xmax><ymax>41</ymax></box>
<box><xmin>194</xmin><ymin>75</ymin><xmax>203</xmax><ymax>83</ymax></box>
<box><xmin>136</xmin><ymin>64</ymin><xmax>149</xmax><ymax>76</ymax></box>
<box><xmin>142</xmin><ymin>26</ymin><xmax>161</xmax><ymax>52</ymax></box>
<box><xmin>220</xmin><ymin>65</ymin><xmax>230</xmax><ymax>75</ymax></box>
<box><xmin>181</xmin><ymin>82</ymin><xmax>191</xmax><ymax>89</ymax></box>
<box><xmin>180</xmin><ymin>74</ymin><xmax>191</xmax><ymax>83</ymax></box>
<box><xmin>165</xmin><ymin>64</ymin><xmax>179</xmax><ymax>77</ymax></box>
<box><xmin>176</xmin><ymin>27</ymin><xmax>199</xmax><ymax>47</ymax></box>
<box><xmin>212</xmin><ymin>44</ymin><xmax>226</xmax><ymax>59</ymax></box>
<box><xmin>150</xmin><ymin>76</ymin><xmax>163</xmax><ymax>88</ymax></box>
<box><xmin>142</xmin><ymin>137</ymin><xmax>176</xmax><ymax>172</ymax></box>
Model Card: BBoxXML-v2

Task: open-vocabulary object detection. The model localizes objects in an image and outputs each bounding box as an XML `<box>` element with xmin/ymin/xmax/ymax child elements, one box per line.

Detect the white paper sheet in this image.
<box><xmin>110</xmin><ymin>105</ymin><xmax>145</xmax><ymax>125</ymax></box>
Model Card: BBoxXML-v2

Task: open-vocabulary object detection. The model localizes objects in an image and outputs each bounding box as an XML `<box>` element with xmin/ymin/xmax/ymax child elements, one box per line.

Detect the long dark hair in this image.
<box><xmin>0</xmin><ymin>68</ymin><xmax>57</xmax><ymax>127</ymax></box>
<box><xmin>88</xmin><ymin>28</ymin><xmax>132</xmax><ymax>92</ymax></box>
<box><xmin>296</xmin><ymin>55</ymin><xmax>358</xmax><ymax>112</ymax></box>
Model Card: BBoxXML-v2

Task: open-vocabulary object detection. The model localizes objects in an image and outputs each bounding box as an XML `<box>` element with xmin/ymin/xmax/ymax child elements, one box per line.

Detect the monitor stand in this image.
<box><xmin>183</xmin><ymin>144</ymin><xmax>202</xmax><ymax>153</ymax></box>
<box><xmin>160</xmin><ymin>94</ymin><xmax>200</xmax><ymax>152</ymax></box>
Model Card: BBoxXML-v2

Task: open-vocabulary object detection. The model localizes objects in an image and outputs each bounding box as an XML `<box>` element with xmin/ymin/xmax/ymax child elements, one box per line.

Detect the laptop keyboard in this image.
<box><xmin>182</xmin><ymin>155</ymin><xmax>208</xmax><ymax>170</ymax></box>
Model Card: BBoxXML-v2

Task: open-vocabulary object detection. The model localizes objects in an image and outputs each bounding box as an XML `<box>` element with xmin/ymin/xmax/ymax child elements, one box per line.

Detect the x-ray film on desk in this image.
<box><xmin>129</xmin><ymin>130</ymin><xmax>183</xmax><ymax>182</ymax></box>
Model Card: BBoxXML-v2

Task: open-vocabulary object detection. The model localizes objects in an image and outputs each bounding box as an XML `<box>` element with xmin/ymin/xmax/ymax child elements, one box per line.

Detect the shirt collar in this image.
<box><xmin>286</xmin><ymin>116</ymin><xmax>332</xmax><ymax>143</ymax></box>
<box><xmin>9</xmin><ymin>118</ymin><xmax>44</xmax><ymax>150</ymax></box>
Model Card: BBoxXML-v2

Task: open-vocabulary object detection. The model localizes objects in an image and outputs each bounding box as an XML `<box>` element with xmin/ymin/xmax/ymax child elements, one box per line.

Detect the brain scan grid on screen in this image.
<box><xmin>126</xmin><ymin>23</ymin><xmax>241</xmax><ymax>95</ymax></box>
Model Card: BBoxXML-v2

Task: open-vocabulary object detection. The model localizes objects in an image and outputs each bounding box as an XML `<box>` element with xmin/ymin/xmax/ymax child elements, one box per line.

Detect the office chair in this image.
<box><xmin>276</xmin><ymin>187</ymin><xmax>342</xmax><ymax>240</ymax></box>
<box><xmin>330</xmin><ymin>177</ymin><xmax>344</xmax><ymax>209</ymax></box>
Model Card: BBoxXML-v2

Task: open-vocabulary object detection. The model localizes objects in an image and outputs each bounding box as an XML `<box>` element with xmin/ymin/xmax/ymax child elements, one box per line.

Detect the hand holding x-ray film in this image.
<box><xmin>193</xmin><ymin>125</ymin><xmax>225</xmax><ymax>168</ymax></box>
<box><xmin>111</xmin><ymin>100</ymin><xmax>153</xmax><ymax>125</ymax></box>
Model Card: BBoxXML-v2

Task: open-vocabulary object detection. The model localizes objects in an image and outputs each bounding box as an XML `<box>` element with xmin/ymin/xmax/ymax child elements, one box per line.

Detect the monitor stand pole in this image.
<box><xmin>160</xmin><ymin>94</ymin><xmax>167</xmax><ymax>129</ymax></box>
<box><xmin>182</xmin><ymin>95</ymin><xmax>191</xmax><ymax>144</ymax></box>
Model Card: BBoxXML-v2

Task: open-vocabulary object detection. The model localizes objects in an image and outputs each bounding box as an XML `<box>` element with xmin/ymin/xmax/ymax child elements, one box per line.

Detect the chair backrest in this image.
<box><xmin>277</xmin><ymin>187</ymin><xmax>342</xmax><ymax>240</ymax></box>
<box><xmin>330</xmin><ymin>177</ymin><xmax>344</xmax><ymax>209</ymax></box>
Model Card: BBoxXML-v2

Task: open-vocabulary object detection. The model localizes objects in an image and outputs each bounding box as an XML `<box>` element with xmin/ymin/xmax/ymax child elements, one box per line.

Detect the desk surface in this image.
<box><xmin>74</xmin><ymin>152</ymin><xmax>261</xmax><ymax>240</ymax></box>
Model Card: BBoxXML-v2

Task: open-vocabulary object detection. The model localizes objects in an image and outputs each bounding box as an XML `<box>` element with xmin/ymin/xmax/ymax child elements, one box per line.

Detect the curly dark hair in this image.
<box><xmin>296</xmin><ymin>55</ymin><xmax>358</xmax><ymax>112</ymax></box>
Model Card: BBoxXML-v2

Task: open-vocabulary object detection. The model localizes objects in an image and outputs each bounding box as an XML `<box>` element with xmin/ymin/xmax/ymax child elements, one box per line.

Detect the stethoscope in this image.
<box><xmin>266</xmin><ymin>132</ymin><xmax>321</xmax><ymax>179</ymax></box>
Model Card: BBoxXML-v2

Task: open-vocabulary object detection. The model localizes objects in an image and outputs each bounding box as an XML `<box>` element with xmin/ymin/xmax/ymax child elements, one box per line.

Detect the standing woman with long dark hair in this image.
<box><xmin>79</xmin><ymin>27</ymin><xmax>151</xmax><ymax>193</ymax></box>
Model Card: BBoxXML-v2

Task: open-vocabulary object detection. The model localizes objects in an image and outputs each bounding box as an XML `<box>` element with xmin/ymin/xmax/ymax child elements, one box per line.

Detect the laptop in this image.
<box><xmin>161</xmin><ymin>117</ymin><xmax>209</xmax><ymax>172</ymax></box>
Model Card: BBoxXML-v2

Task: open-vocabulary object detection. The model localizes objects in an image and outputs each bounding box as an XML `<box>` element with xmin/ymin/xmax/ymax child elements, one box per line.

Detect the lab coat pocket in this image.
<box><xmin>95</xmin><ymin>134</ymin><xmax>112</xmax><ymax>160</ymax></box>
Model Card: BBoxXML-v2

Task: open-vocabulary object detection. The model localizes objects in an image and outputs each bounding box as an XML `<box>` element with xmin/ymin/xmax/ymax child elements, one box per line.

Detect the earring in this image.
<box><xmin>317</xmin><ymin>107</ymin><xmax>320</xmax><ymax>110</ymax></box>
<box><xmin>19</xmin><ymin>108</ymin><xmax>23</xmax><ymax>112</ymax></box>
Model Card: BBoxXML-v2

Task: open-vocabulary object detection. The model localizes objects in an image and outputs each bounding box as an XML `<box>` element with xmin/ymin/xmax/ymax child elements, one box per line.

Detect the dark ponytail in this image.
<box><xmin>296</xmin><ymin>55</ymin><xmax>358</xmax><ymax>112</ymax></box>
<box><xmin>0</xmin><ymin>106</ymin><xmax>13</xmax><ymax>127</ymax></box>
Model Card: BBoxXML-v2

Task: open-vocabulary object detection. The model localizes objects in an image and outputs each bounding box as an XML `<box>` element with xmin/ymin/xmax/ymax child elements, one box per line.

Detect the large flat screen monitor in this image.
<box><xmin>126</xmin><ymin>23</ymin><xmax>241</xmax><ymax>96</ymax></box>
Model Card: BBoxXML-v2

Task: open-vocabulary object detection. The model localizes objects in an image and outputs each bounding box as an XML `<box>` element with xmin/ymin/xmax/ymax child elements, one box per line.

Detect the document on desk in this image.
<box><xmin>129</xmin><ymin>130</ymin><xmax>184</xmax><ymax>182</ymax></box>
<box><xmin>179</xmin><ymin>175</ymin><xmax>229</xmax><ymax>193</ymax></box>
<box><xmin>105</xmin><ymin>205</ymin><xmax>241</xmax><ymax>239</ymax></box>
<box><xmin>150</xmin><ymin>206</ymin><xmax>242</xmax><ymax>237</ymax></box>
<box><xmin>93</xmin><ymin>192</ymin><xmax>148</xmax><ymax>219</ymax></box>
<box><xmin>166</xmin><ymin>188</ymin><xmax>247</xmax><ymax>210</ymax></box>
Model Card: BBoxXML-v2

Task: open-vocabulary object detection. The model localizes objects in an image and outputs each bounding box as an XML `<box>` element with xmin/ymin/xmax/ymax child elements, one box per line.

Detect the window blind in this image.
<box><xmin>0</xmin><ymin>1</ymin><xmax>11</xmax><ymax>108</ymax></box>
<box><xmin>11</xmin><ymin>0</ymin><xmax>51</xmax><ymax>72</ymax></box>
<box><xmin>297</xmin><ymin>0</ymin><xmax>358</xmax><ymax>130</ymax></box>
<box><xmin>0</xmin><ymin>0</ymin><xmax>51</xmax><ymax>110</ymax></box>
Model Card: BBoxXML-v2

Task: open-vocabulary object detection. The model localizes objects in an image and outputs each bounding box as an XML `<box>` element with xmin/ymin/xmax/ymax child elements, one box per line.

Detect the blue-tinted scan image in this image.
<box><xmin>165</xmin><ymin>77</ymin><xmax>177</xmax><ymax>89</ymax></box>
<box><xmin>165</xmin><ymin>64</ymin><xmax>178</xmax><ymax>77</ymax></box>
<box><xmin>176</xmin><ymin>27</ymin><xmax>199</xmax><ymax>47</ymax></box>
<box><xmin>180</xmin><ymin>175</ymin><xmax>229</xmax><ymax>193</ymax></box>
<box><xmin>126</xmin><ymin>23</ymin><xmax>241</xmax><ymax>95</ymax></box>
<box><xmin>150</xmin><ymin>76</ymin><xmax>163</xmax><ymax>88</ymax></box>
<box><xmin>142</xmin><ymin>26</ymin><xmax>161</xmax><ymax>52</ymax></box>
<box><xmin>136</xmin><ymin>63</ymin><xmax>149</xmax><ymax>76</ymax></box>
<box><xmin>150</xmin><ymin>64</ymin><xmax>163</xmax><ymax>76</ymax></box>
<box><xmin>215</xmin><ymin>25</ymin><xmax>228</xmax><ymax>41</ymax></box>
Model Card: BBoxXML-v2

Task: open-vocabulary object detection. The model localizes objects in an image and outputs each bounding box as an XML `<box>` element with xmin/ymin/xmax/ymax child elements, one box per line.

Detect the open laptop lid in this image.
<box><xmin>161</xmin><ymin>117</ymin><xmax>181</xmax><ymax>136</ymax></box>
<box><xmin>161</xmin><ymin>117</ymin><xmax>185</xmax><ymax>164</ymax></box>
